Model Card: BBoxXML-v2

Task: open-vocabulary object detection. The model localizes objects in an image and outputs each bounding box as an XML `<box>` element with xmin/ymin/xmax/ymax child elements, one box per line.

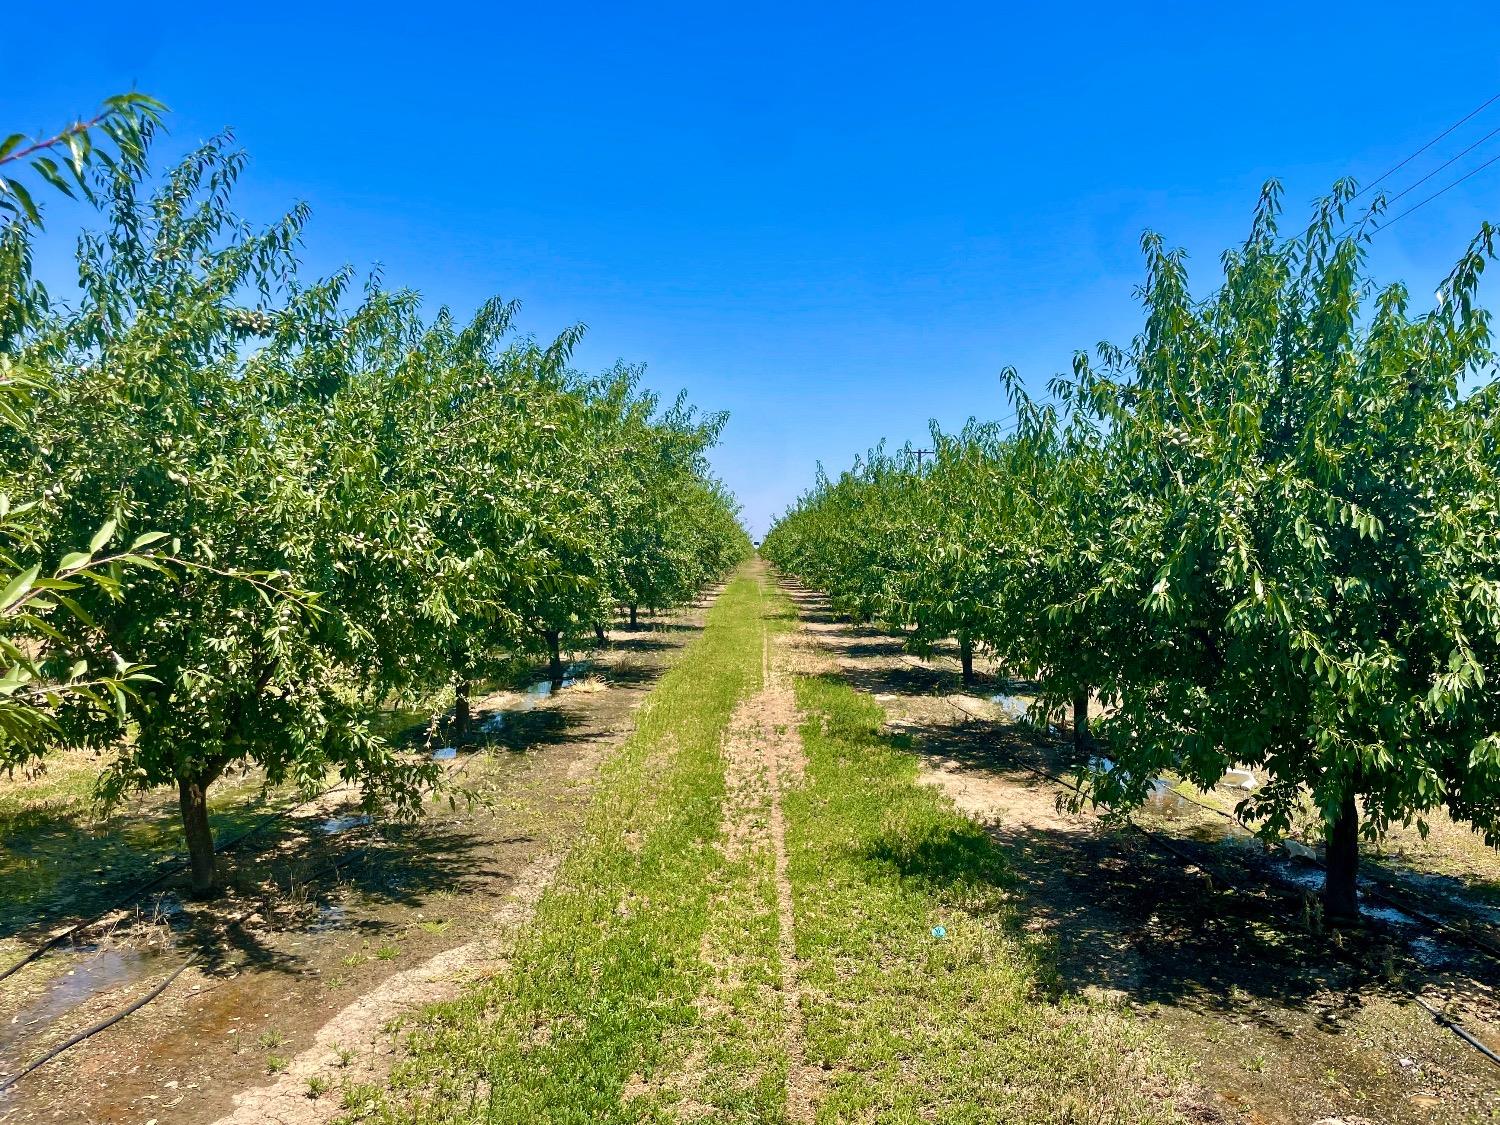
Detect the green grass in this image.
<box><xmin>367</xmin><ymin>568</ymin><xmax>777</xmax><ymax>1123</ymax></box>
<box><xmin>787</xmin><ymin>672</ymin><xmax>1185</xmax><ymax>1123</ymax></box>
<box><xmin>353</xmin><ymin>569</ymin><xmax>1187</xmax><ymax>1123</ymax></box>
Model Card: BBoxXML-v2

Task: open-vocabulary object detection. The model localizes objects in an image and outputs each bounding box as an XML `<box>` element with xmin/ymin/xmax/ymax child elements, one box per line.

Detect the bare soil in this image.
<box><xmin>0</xmin><ymin>605</ymin><xmax>712</xmax><ymax>1125</ymax></box>
<box><xmin>779</xmin><ymin>577</ymin><xmax>1500</xmax><ymax>1125</ymax></box>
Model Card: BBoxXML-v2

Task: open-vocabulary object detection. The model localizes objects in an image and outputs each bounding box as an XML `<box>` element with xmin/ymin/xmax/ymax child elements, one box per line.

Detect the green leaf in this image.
<box><xmin>128</xmin><ymin>531</ymin><xmax>169</xmax><ymax>551</ymax></box>
<box><xmin>0</xmin><ymin>565</ymin><xmax>41</xmax><ymax>612</ymax></box>
<box><xmin>89</xmin><ymin>520</ymin><xmax>117</xmax><ymax>553</ymax></box>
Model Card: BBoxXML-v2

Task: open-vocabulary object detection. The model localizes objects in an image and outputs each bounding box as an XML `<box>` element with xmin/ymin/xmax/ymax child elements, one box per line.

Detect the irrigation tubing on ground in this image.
<box><xmin>796</xmin><ymin>584</ymin><xmax>1500</xmax><ymax>1071</ymax></box>
<box><xmin>0</xmin><ymin>773</ymin><xmax>358</xmax><ymax>984</ymax></box>
<box><xmin>0</xmin><ymin>694</ymin><xmax>519</xmax><ymax>985</ymax></box>
<box><xmin>0</xmin><ymin>625</ymin><xmax>632</xmax><ymax>1096</ymax></box>
<box><xmin>0</xmin><ymin>829</ymin><xmax>388</xmax><ymax>1093</ymax></box>
<box><xmin>0</xmin><ymin>708</ymin><xmax>537</xmax><ymax>1092</ymax></box>
<box><xmin>0</xmin><ymin>956</ymin><xmax>197</xmax><ymax>1093</ymax></box>
<box><xmin>937</xmin><ymin>676</ymin><xmax>1500</xmax><ymax>962</ymax></box>
<box><xmin>1416</xmin><ymin>996</ymin><xmax>1500</xmax><ymax>1069</ymax></box>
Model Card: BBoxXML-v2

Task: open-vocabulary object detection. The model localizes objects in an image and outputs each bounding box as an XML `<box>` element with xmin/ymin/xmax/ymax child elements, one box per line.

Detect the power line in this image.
<box><xmin>1383</xmin><ymin>124</ymin><xmax>1500</xmax><ymax>208</ymax></box>
<box><xmin>1379</xmin><ymin>148</ymin><xmax>1500</xmax><ymax>231</ymax></box>
<box><xmin>1355</xmin><ymin>91</ymin><xmax>1500</xmax><ymax>200</ymax></box>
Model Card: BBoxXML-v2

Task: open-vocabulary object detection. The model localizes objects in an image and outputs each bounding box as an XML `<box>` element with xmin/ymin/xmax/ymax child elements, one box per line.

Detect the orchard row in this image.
<box><xmin>0</xmin><ymin>99</ymin><xmax>749</xmax><ymax>892</ymax></box>
<box><xmin>765</xmin><ymin>182</ymin><xmax>1500</xmax><ymax>920</ymax></box>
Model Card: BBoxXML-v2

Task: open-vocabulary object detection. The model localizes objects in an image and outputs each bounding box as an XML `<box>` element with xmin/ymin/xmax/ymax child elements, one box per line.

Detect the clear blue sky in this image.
<box><xmin>10</xmin><ymin>1</ymin><xmax>1500</xmax><ymax>536</ymax></box>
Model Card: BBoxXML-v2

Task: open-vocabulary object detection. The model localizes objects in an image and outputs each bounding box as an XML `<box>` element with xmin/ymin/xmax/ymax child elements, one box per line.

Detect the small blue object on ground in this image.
<box><xmin>931</xmin><ymin>925</ymin><xmax>947</xmax><ymax>939</ymax></box>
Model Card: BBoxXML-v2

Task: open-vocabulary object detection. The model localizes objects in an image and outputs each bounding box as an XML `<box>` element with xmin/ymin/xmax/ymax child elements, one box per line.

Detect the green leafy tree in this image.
<box><xmin>6</xmin><ymin>106</ymin><xmax>749</xmax><ymax>900</ymax></box>
<box><xmin>1069</xmin><ymin>183</ymin><xmax>1500</xmax><ymax>919</ymax></box>
<box><xmin>17</xmin><ymin>138</ymin><xmax>436</xmax><ymax>894</ymax></box>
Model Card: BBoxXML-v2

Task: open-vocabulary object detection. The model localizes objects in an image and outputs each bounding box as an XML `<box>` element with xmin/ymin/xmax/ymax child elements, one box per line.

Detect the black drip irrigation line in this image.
<box><xmin>0</xmin><ymin>732</ymin><xmax>511</xmax><ymax>1095</ymax></box>
<box><xmin>943</xmin><ymin>687</ymin><xmax>1500</xmax><ymax>964</ymax></box>
<box><xmin>0</xmin><ymin>626</ymin><xmax>623</xmax><ymax>1094</ymax></box>
<box><xmin>0</xmin><ymin>957</ymin><xmax>196</xmax><ymax>1093</ymax></box>
<box><xmin>0</xmin><ymin>829</ymin><xmax>386</xmax><ymax>1094</ymax></box>
<box><xmin>0</xmin><ymin>774</ymin><xmax>359</xmax><ymax>985</ymax></box>
<box><xmin>0</xmin><ymin>704</ymin><xmax>513</xmax><ymax>987</ymax></box>
<box><xmin>1417</xmin><ymin>996</ymin><xmax>1500</xmax><ymax>1069</ymax></box>
<box><xmin>936</xmin><ymin>692</ymin><xmax>1500</xmax><ymax>1071</ymax></box>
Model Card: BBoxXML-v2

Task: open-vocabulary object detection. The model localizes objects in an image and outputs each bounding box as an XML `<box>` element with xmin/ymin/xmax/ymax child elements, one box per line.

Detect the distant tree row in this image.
<box><xmin>764</xmin><ymin>182</ymin><xmax>1500</xmax><ymax>922</ymax></box>
<box><xmin>0</xmin><ymin>99</ymin><xmax>749</xmax><ymax>894</ymax></box>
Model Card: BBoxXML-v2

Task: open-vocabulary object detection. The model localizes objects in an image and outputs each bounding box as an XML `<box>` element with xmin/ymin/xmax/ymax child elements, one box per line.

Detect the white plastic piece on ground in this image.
<box><xmin>1283</xmin><ymin>838</ymin><xmax>1318</xmax><ymax>861</ymax></box>
<box><xmin>1222</xmin><ymin>767</ymin><xmax>1259</xmax><ymax>790</ymax></box>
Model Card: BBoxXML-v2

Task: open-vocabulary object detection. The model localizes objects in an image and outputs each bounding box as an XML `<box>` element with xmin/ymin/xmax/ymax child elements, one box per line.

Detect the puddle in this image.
<box><xmin>1269</xmin><ymin>858</ymin><xmax>1326</xmax><ymax>893</ymax></box>
<box><xmin>1144</xmin><ymin>778</ymin><xmax>1191</xmax><ymax>817</ymax></box>
<box><xmin>368</xmin><ymin>708</ymin><xmax>436</xmax><ymax>744</ymax></box>
<box><xmin>1408</xmin><ymin>936</ymin><xmax>1455</xmax><ymax>966</ymax></box>
<box><xmin>989</xmin><ymin>693</ymin><xmax>1031</xmax><ymax>720</ymax></box>
<box><xmin>523</xmin><ymin>662</ymin><xmax>589</xmax><ymax>701</ymax></box>
<box><xmin>1364</xmin><ymin>902</ymin><xmax>1420</xmax><ymax>928</ymax></box>
<box><xmin>0</xmin><ymin>946</ymin><xmax>163</xmax><ymax>1072</ymax></box>
<box><xmin>474</xmin><ymin>662</ymin><xmax>593</xmax><ymax>729</ymax></box>
<box><xmin>318</xmin><ymin>814</ymin><xmax>371</xmax><ymax>835</ymax></box>
<box><xmin>1265</xmin><ymin>860</ymin><xmax>1422</xmax><ymax>928</ymax></box>
<box><xmin>1375</xmin><ymin>868</ymin><xmax>1500</xmax><ymax>929</ymax></box>
<box><xmin>1139</xmin><ymin>779</ymin><xmax>1256</xmax><ymax>846</ymax></box>
<box><xmin>309</xmin><ymin>902</ymin><xmax>348</xmax><ymax>933</ymax></box>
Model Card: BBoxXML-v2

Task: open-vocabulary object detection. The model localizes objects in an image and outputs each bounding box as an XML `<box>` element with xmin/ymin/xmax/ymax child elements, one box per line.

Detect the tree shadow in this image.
<box><xmin>0</xmin><ymin>617</ymin><xmax>680</xmax><ymax>954</ymax></box>
<box><xmin>853</xmin><ymin>728</ymin><xmax>1433</xmax><ymax>1037</ymax></box>
<box><xmin>792</xmin><ymin>578</ymin><xmax>1500</xmax><ymax>1047</ymax></box>
<box><xmin>607</xmin><ymin>636</ymin><xmax>682</xmax><ymax>655</ymax></box>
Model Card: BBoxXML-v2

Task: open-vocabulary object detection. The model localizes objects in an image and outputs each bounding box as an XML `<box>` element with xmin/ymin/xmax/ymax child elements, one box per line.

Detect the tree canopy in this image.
<box><xmin>1</xmin><ymin>106</ymin><xmax>749</xmax><ymax>894</ymax></box>
<box><xmin>766</xmin><ymin>182</ymin><xmax>1500</xmax><ymax>920</ymax></box>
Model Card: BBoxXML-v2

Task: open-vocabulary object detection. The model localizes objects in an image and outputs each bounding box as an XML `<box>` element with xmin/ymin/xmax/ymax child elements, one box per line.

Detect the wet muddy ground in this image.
<box><xmin>0</xmin><ymin>602</ymin><xmax>714</xmax><ymax>1124</ymax></box>
<box><xmin>779</xmin><ymin>578</ymin><xmax>1500</xmax><ymax>1125</ymax></box>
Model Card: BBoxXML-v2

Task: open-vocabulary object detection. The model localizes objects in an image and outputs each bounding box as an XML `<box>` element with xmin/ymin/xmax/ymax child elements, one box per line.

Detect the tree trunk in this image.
<box><xmin>1324</xmin><ymin>790</ymin><xmax>1360</xmax><ymax>922</ymax></box>
<box><xmin>545</xmin><ymin>629</ymin><xmax>564</xmax><ymax>682</ymax></box>
<box><xmin>453</xmin><ymin>675</ymin><xmax>470</xmax><ymax>738</ymax></box>
<box><xmin>629</xmin><ymin>604</ymin><xmax>638</xmax><ymax>628</ymax></box>
<box><xmin>958</xmin><ymin>632</ymin><xmax>975</xmax><ymax>686</ymax></box>
<box><xmin>1073</xmin><ymin>688</ymin><xmax>1091</xmax><ymax>753</ymax></box>
<box><xmin>178</xmin><ymin>776</ymin><xmax>218</xmax><ymax>898</ymax></box>
<box><xmin>595</xmin><ymin>623</ymin><xmax>608</xmax><ymax>648</ymax></box>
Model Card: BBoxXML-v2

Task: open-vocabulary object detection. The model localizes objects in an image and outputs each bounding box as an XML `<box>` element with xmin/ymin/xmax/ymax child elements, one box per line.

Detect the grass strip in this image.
<box><xmin>359</xmin><ymin>568</ymin><xmax>774</xmax><ymax>1123</ymax></box>
<box><xmin>786</xmin><ymin>669</ymin><xmax>1187</xmax><ymax>1124</ymax></box>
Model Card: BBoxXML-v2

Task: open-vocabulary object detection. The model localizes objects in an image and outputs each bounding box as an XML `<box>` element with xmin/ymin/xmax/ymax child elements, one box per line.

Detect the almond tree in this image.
<box><xmin>1073</xmin><ymin>183</ymin><xmax>1500</xmax><ymax>920</ymax></box>
<box><xmin>19</xmin><ymin>138</ymin><xmax>437</xmax><ymax>894</ymax></box>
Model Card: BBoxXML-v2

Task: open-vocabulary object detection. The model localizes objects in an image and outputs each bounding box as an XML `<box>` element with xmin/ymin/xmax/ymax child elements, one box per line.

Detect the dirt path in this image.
<box><xmin>759</xmin><ymin>612</ymin><xmax>815</xmax><ymax>1122</ymax></box>
<box><xmin>666</xmin><ymin>577</ymin><xmax>817</xmax><ymax>1120</ymax></box>
<box><xmin>776</xmin><ymin>576</ymin><xmax>1500</xmax><ymax>1125</ymax></box>
<box><xmin>0</xmin><ymin>603</ymin><xmax>715</xmax><ymax>1125</ymax></box>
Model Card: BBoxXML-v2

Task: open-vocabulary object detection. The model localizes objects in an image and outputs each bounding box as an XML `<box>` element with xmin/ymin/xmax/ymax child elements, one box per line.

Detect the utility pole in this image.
<box><xmin>910</xmin><ymin>448</ymin><xmax>934</xmax><ymax>471</ymax></box>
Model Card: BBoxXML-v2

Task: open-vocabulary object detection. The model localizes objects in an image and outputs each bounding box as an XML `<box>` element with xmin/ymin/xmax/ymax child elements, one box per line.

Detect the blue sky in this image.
<box><xmin>9</xmin><ymin>2</ymin><xmax>1500</xmax><ymax>535</ymax></box>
